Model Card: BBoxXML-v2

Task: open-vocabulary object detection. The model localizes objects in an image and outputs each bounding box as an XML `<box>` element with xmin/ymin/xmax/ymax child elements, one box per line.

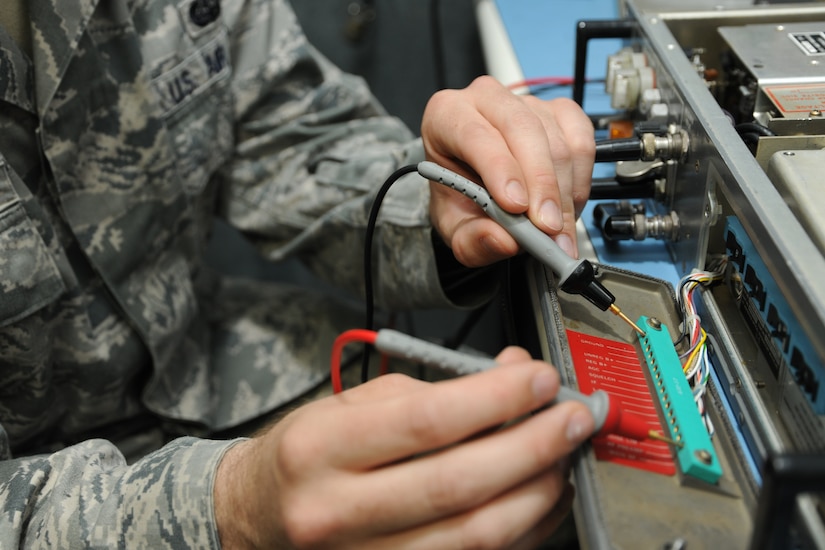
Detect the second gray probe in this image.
<box><xmin>417</xmin><ymin>161</ymin><xmax>645</xmax><ymax>336</ymax></box>
<box><xmin>373</xmin><ymin>328</ymin><xmax>674</xmax><ymax>444</ymax></box>
<box><xmin>375</xmin><ymin>328</ymin><xmax>611</xmax><ymax>423</ymax></box>
<box><xmin>418</xmin><ymin>162</ymin><xmax>613</xmax><ymax>310</ymax></box>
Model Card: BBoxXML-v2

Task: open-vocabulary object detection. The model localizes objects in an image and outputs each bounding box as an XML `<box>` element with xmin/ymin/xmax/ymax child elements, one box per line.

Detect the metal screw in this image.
<box><xmin>695</xmin><ymin>449</ymin><xmax>713</xmax><ymax>465</ymax></box>
<box><xmin>663</xmin><ymin>539</ymin><xmax>687</xmax><ymax>550</ymax></box>
<box><xmin>811</xmin><ymin>110</ymin><xmax>822</xmax><ymax>117</ymax></box>
<box><xmin>647</xmin><ymin>317</ymin><xmax>662</xmax><ymax>330</ymax></box>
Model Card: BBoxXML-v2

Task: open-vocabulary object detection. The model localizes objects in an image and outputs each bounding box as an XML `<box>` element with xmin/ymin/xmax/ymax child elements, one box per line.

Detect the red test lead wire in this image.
<box><xmin>331</xmin><ymin>329</ymin><xmax>377</xmax><ymax>393</ymax></box>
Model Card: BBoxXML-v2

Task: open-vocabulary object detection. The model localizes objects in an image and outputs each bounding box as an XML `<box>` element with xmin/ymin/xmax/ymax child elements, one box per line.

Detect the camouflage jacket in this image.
<box><xmin>0</xmin><ymin>0</ymin><xmax>482</xmax><ymax>547</ymax></box>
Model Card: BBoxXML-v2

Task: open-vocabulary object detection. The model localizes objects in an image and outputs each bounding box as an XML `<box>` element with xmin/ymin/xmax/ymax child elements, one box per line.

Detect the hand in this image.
<box><xmin>421</xmin><ymin>76</ymin><xmax>595</xmax><ymax>267</ymax></box>
<box><xmin>214</xmin><ymin>346</ymin><xmax>595</xmax><ymax>549</ymax></box>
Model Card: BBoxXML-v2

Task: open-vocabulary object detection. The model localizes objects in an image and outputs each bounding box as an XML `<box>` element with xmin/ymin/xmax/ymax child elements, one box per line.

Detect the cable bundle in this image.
<box><xmin>676</xmin><ymin>259</ymin><xmax>727</xmax><ymax>436</ymax></box>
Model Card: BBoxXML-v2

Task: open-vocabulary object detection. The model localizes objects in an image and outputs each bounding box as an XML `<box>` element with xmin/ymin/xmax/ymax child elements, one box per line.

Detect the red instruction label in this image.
<box><xmin>567</xmin><ymin>329</ymin><xmax>675</xmax><ymax>476</ymax></box>
<box><xmin>764</xmin><ymin>83</ymin><xmax>825</xmax><ymax>114</ymax></box>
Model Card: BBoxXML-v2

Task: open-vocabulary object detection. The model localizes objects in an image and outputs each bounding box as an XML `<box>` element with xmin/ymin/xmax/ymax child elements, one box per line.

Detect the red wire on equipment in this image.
<box><xmin>331</xmin><ymin>329</ymin><xmax>378</xmax><ymax>393</ymax></box>
<box><xmin>506</xmin><ymin>76</ymin><xmax>576</xmax><ymax>90</ymax></box>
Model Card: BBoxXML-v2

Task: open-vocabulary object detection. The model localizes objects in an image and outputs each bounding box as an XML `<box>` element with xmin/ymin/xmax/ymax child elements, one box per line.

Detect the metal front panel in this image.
<box><xmin>527</xmin><ymin>260</ymin><xmax>755</xmax><ymax>549</ymax></box>
<box><xmin>719</xmin><ymin>22</ymin><xmax>825</xmax><ymax>121</ymax></box>
<box><xmin>623</xmin><ymin>1</ymin><xmax>825</xmax><ymax>367</ymax></box>
<box><xmin>543</xmin><ymin>2</ymin><xmax>825</xmax><ymax>547</ymax></box>
<box><xmin>719</xmin><ymin>22</ymin><xmax>825</xmax><ymax>85</ymax></box>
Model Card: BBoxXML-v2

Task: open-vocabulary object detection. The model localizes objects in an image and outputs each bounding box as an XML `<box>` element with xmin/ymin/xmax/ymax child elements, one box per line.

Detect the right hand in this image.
<box><xmin>214</xmin><ymin>346</ymin><xmax>595</xmax><ymax>549</ymax></box>
<box><xmin>422</xmin><ymin>76</ymin><xmax>595</xmax><ymax>268</ymax></box>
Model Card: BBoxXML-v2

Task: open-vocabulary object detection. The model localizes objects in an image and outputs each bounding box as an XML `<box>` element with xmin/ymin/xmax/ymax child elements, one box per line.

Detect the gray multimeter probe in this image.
<box><xmin>373</xmin><ymin>328</ymin><xmax>677</xmax><ymax>444</ymax></box>
<box><xmin>417</xmin><ymin>161</ymin><xmax>644</xmax><ymax>336</ymax></box>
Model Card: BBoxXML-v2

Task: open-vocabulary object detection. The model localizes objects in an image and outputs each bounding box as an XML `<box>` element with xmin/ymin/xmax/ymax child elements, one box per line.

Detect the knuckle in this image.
<box><xmin>548</xmin><ymin>139</ymin><xmax>573</xmax><ymax>166</ymax></box>
<box><xmin>274</xmin><ymin>420</ymin><xmax>319</xmax><ymax>479</ymax></box>
<box><xmin>371</xmin><ymin>372</ymin><xmax>415</xmax><ymax>392</ymax></box>
<box><xmin>423</xmin><ymin>463</ymin><xmax>472</xmax><ymax>515</ymax></box>
<box><xmin>280</xmin><ymin>497</ymin><xmax>340</xmax><ymax>548</ymax></box>
<box><xmin>549</xmin><ymin>96</ymin><xmax>587</xmax><ymax>121</ymax></box>
<box><xmin>577</xmin><ymin>129</ymin><xmax>597</xmax><ymax>154</ymax></box>
<box><xmin>457</xmin><ymin>118</ymin><xmax>494</xmax><ymax>145</ymax></box>
<box><xmin>469</xmin><ymin>74</ymin><xmax>499</xmax><ymax>92</ymax></box>
<box><xmin>550</xmin><ymin>96</ymin><xmax>580</xmax><ymax>112</ymax></box>
<box><xmin>529</xmin><ymin>169</ymin><xmax>563</xmax><ymax>199</ymax></box>
<box><xmin>405</xmin><ymin>398</ymin><xmax>446</xmax><ymax>443</ymax></box>
<box><xmin>507</xmin><ymin>108</ymin><xmax>545</xmax><ymax>135</ymax></box>
<box><xmin>568</xmin><ymin>130</ymin><xmax>596</xmax><ymax>159</ymax></box>
<box><xmin>424</xmin><ymin>87</ymin><xmax>460</xmax><ymax>116</ymax></box>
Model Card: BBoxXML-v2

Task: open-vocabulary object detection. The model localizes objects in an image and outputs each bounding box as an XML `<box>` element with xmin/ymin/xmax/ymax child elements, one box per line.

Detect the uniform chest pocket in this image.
<box><xmin>151</xmin><ymin>28</ymin><xmax>235</xmax><ymax>195</ymax></box>
<box><xmin>0</xmin><ymin>162</ymin><xmax>66</xmax><ymax>327</ymax></box>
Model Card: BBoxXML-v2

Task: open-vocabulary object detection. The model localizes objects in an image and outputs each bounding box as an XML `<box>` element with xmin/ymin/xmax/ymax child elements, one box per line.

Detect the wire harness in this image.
<box><xmin>676</xmin><ymin>261</ymin><xmax>728</xmax><ymax>436</ymax></box>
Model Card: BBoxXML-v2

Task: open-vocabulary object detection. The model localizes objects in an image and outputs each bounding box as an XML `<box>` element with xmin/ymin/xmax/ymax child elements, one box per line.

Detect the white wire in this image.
<box><xmin>677</xmin><ymin>262</ymin><xmax>726</xmax><ymax>440</ymax></box>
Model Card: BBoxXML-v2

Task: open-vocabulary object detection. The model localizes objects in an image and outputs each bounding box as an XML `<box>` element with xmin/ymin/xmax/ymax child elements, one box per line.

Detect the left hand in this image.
<box><xmin>421</xmin><ymin>76</ymin><xmax>595</xmax><ymax>267</ymax></box>
<box><xmin>214</xmin><ymin>345</ymin><xmax>595</xmax><ymax>549</ymax></box>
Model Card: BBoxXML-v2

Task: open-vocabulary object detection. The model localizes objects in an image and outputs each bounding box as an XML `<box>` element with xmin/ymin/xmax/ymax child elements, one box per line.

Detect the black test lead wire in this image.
<box><xmin>362</xmin><ymin>164</ymin><xmax>419</xmax><ymax>384</ymax></box>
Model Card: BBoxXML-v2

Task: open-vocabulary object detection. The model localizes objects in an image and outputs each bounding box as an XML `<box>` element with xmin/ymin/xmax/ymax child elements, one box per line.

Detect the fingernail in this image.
<box><xmin>539</xmin><ymin>200</ymin><xmax>563</xmax><ymax>232</ymax></box>
<box><xmin>505</xmin><ymin>180</ymin><xmax>528</xmax><ymax>207</ymax></box>
<box><xmin>555</xmin><ymin>234</ymin><xmax>577</xmax><ymax>259</ymax></box>
<box><xmin>531</xmin><ymin>370</ymin><xmax>555</xmax><ymax>403</ymax></box>
<box><xmin>566</xmin><ymin>410</ymin><xmax>595</xmax><ymax>443</ymax></box>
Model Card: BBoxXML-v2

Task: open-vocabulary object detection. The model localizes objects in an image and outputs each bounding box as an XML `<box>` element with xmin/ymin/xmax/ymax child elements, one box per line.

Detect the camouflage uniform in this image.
<box><xmin>0</xmin><ymin>0</ymin><xmax>489</xmax><ymax>547</ymax></box>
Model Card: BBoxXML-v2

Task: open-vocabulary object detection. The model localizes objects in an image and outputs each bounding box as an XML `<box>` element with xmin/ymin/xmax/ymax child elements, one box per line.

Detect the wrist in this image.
<box><xmin>214</xmin><ymin>438</ymin><xmax>274</xmax><ymax>549</ymax></box>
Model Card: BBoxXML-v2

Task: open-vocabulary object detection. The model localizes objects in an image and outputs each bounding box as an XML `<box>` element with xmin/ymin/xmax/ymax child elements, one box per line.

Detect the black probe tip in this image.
<box><xmin>560</xmin><ymin>261</ymin><xmax>615</xmax><ymax>311</ymax></box>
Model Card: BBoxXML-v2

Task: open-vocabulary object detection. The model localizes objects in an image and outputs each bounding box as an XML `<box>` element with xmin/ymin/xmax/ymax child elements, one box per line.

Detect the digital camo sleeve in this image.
<box><xmin>216</xmin><ymin>0</ymin><xmax>488</xmax><ymax>311</ymax></box>
<box><xmin>0</xmin><ymin>433</ymin><xmax>238</xmax><ymax>549</ymax></box>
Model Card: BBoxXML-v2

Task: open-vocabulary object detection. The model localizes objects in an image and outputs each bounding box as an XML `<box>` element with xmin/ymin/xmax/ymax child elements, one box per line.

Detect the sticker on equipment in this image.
<box><xmin>790</xmin><ymin>32</ymin><xmax>825</xmax><ymax>56</ymax></box>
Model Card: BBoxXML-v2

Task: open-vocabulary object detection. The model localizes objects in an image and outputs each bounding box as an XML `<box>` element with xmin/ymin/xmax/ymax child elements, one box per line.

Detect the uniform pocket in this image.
<box><xmin>0</xmin><ymin>166</ymin><xmax>66</xmax><ymax>327</ymax></box>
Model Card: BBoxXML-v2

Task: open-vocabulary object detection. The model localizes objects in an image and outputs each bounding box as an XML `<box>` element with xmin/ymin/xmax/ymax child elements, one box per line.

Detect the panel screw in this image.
<box><xmin>695</xmin><ymin>449</ymin><xmax>713</xmax><ymax>464</ymax></box>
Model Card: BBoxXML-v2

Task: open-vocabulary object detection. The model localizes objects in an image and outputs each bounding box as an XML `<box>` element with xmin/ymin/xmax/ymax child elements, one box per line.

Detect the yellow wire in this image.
<box><xmin>682</xmin><ymin>328</ymin><xmax>707</xmax><ymax>374</ymax></box>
